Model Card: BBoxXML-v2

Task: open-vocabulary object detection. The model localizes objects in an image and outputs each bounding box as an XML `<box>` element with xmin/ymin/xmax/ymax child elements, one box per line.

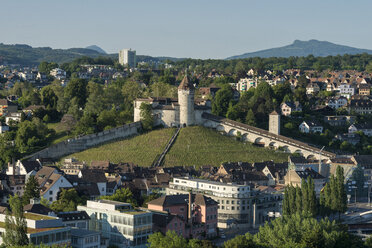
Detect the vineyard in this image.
<box><xmin>66</xmin><ymin>126</ymin><xmax>288</xmax><ymax>167</ymax></box>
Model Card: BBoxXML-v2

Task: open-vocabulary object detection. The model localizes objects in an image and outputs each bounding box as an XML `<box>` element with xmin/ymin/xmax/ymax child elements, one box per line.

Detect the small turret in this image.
<box><xmin>269</xmin><ymin>110</ymin><xmax>280</xmax><ymax>135</ymax></box>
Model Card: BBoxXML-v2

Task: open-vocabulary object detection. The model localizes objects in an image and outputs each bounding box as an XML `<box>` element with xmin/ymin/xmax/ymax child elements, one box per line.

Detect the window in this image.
<box><xmin>226</xmin><ymin>200</ymin><xmax>229</xmax><ymax>204</ymax></box>
<box><xmin>49</xmin><ymin>197</ymin><xmax>53</xmax><ymax>202</ymax></box>
<box><xmin>231</xmin><ymin>206</ymin><xmax>235</xmax><ymax>210</ymax></box>
<box><xmin>49</xmin><ymin>191</ymin><xmax>53</xmax><ymax>195</ymax></box>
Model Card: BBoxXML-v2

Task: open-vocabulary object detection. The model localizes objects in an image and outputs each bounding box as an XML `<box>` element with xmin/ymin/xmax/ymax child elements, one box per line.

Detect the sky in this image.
<box><xmin>1</xmin><ymin>0</ymin><xmax>372</xmax><ymax>59</ymax></box>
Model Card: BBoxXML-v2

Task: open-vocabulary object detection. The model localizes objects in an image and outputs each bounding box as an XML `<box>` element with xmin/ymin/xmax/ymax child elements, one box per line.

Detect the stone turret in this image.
<box><xmin>269</xmin><ymin>110</ymin><xmax>280</xmax><ymax>135</ymax></box>
<box><xmin>178</xmin><ymin>75</ymin><xmax>195</xmax><ymax>126</ymax></box>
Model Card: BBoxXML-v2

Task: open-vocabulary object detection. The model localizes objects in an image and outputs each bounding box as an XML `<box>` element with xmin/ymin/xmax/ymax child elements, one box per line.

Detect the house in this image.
<box><xmin>325</xmin><ymin>96</ymin><xmax>348</xmax><ymax>109</ymax></box>
<box><xmin>22</xmin><ymin>105</ymin><xmax>46</xmax><ymax>117</ymax></box>
<box><xmin>338</xmin><ymin>83</ymin><xmax>356</xmax><ymax>99</ymax></box>
<box><xmin>77</xmin><ymin>199</ymin><xmax>152</xmax><ymax>248</ymax></box>
<box><xmin>147</xmin><ymin>193</ymin><xmax>218</xmax><ymax>239</ymax></box>
<box><xmin>351</xmin><ymin>155</ymin><xmax>372</xmax><ymax>184</ymax></box>
<box><xmin>306</xmin><ymin>82</ymin><xmax>320</xmax><ymax>95</ymax></box>
<box><xmin>335</xmin><ymin>133</ymin><xmax>360</xmax><ymax>146</ymax></box>
<box><xmin>260</xmin><ymin>163</ymin><xmax>288</xmax><ymax>185</ymax></box>
<box><xmin>349</xmin><ymin>99</ymin><xmax>372</xmax><ymax>115</ymax></box>
<box><xmin>0</xmin><ymin>123</ymin><xmax>9</xmax><ymax>134</ymax></box>
<box><xmin>323</xmin><ymin>115</ymin><xmax>355</xmax><ymax>126</ymax></box>
<box><xmin>349</xmin><ymin>123</ymin><xmax>372</xmax><ymax>137</ymax></box>
<box><xmin>299</xmin><ymin>120</ymin><xmax>323</xmax><ymax>133</ymax></box>
<box><xmin>151</xmin><ymin>212</ymin><xmax>185</xmax><ymax>237</ymax></box>
<box><xmin>35</xmin><ymin>166</ymin><xmax>73</xmax><ymax>202</ymax></box>
<box><xmin>24</xmin><ymin>198</ymin><xmax>54</xmax><ymax>215</ymax></box>
<box><xmin>280</xmin><ymin>101</ymin><xmax>302</xmax><ymax>116</ymax></box>
<box><xmin>7</xmin><ymin>175</ymin><xmax>26</xmax><ymax>196</ymax></box>
<box><xmin>50</xmin><ymin>68</ymin><xmax>66</xmax><ymax>80</ymax></box>
<box><xmin>6</xmin><ymin>160</ymin><xmax>41</xmax><ymax>177</ymax></box>
<box><xmin>284</xmin><ymin>168</ymin><xmax>326</xmax><ymax>194</ymax></box>
<box><xmin>359</xmin><ymin>84</ymin><xmax>371</xmax><ymax>96</ymax></box>
<box><xmin>5</xmin><ymin>112</ymin><xmax>22</xmax><ymax>125</ymax></box>
<box><xmin>77</xmin><ymin>169</ymin><xmax>107</xmax><ymax>196</ymax></box>
<box><xmin>0</xmin><ymin>99</ymin><xmax>18</xmax><ymax>116</ymax></box>
<box><xmin>199</xmin><ymin>85</ymin><xmax>220</xmax><ymax>99</ymax></box>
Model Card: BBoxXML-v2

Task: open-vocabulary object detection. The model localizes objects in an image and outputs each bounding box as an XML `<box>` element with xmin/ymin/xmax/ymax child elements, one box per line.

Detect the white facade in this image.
<box><xmin>236</xmin><ymin>78</ymin><xmax>256</xmax><ymax>92</ymax></box>
<box><xmin>42</xmin><ymin>175</ymin><xmax>73</xmax><ymax>202</ymax></box>
<box><xmin>119</xmin><ymin>49</ymin><xmax>136</xmax><ymax>68</ymax></box>
<box><xmin>326</xmin><ymin>97</ymin><xmax>348</xmax><ymax>109</ymax></box>
<box><xmin>0</xmin><ymin>124</ymin><xmax>9</xmax><ymax>133</ymax></box>
<box><xmin>299</xmin><ymin>121</ymin><xmax>323</xmax><ymax>134</ymax></box>
<box><xmin>338</xmin><ymin>83</ymin><xmax>355</xmax><ymax>99</ymax></box>
<box><xmin>178</xmin><ymin>89</ymin><xmax>195</xmax><ymax>126</ymax></box>
<box><xmin>78</xmin><ymin>200</ymin><xmax>152</xmax><ymax>248</ymax></box>
<box><xmin>50</xmin><ymin>68</ymin><xmax>67</xmax><ymax>80</ymax></box>
<box><xmin>349</xmin><ymin>124</ymin><xmax>372</xmax><ymax>137</ymax></box>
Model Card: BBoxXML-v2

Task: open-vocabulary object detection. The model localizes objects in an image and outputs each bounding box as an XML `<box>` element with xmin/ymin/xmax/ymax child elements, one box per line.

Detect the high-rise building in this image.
<box><xmin>119</xmin><ymin>49</ymin><xmax>136</xmax><ymax>68</ymax></box>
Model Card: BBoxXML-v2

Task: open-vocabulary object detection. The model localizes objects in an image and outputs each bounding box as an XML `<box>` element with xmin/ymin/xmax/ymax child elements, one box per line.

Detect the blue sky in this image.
<box><xmin>1</xmin><ymin>0</ymin><xmax>371</xmax><ymax>59</ymax></box>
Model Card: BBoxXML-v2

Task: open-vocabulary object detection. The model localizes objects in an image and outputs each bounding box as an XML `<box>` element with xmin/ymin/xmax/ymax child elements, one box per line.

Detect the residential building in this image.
<box><xmin>338</xmin><ymin>83</ymin><xmax>356</xmax><ymax>98</ymax></box>
<box><xmin>349</xmin><ymin>99</ymin><xmax>372</xmax><ymax>115</ymax></box>
<box><xmin>167</xmin><ymin>177</ymin><xmax>282</xmax><ymax>228</ymax></box>
<box><xmin>349</xmin><ymin>123</ymin><xmax>372</xmax><ymax>137</ymax></box>
<box><xmin>284</xmin><ymin>168</ymin><xmax>326</xmax><ymax>194</ymax></box>
<box><xmin>199</xmin><ymin>85</ymin><xmax>220</xmax><ymax>99</ymax></box>
<box><xmin>325</xmin><ymin>96</ymin><xmax>348</xmax><ymax>109</ymax></box>
<box><xmin>77</xmin><ymin>200</ymin><xmax>152</xmax><ymax>248</ymax></box>
<box><xmin>280</xmin><ymin>101</ymin><xmax>302</xmax><ymax>116</ymax></box>
<box><xmin>0</xmin><ymin>212</ymin><xmax>71</xmax><ymax>246</ymax></box>
<box><xmin>359</xmin><ymin>84</ymin><xmax>371</xmax><ymax>96</ymax></box>
<box><xmin>50</xmin><ymin>68</ymin><xmax>67</xmax><ymax>80</ymax></box>
<box><xmin>306</xmin><ymin>82</ymin><xmax>320</xmax><ymax>95</ymax></box>
<box><xmin>299</xmin><ymin>120</ymin><xmax>323</xmax><ymax>134</ymax></box>
<box><xmin>35</xmin><ymin>166</ymin><xmax>73</xmax><ymax>202</ymax></box>
<box><xmin>324</xmin><ymin>115</ymin><xmax>355</xmax><ymax>126</ymax></box>
<box><xmin>0</xmin><ymin>99</ymin><xmax>18</xmax><ymax>116</ymax></box>
<box><xmin>236</xmin><ymin>78</ymin><xmax>256</xmax><ymax>92</ymax></box>
<box><xmin>119</xmin><ymin>49</ymin><xmax>136</xmax><ymax>68</ymax></box>
<box><xmin>0</xmin><ymin>123</ymin><xmax>9</xmax><ymax>134</ymax></box>
<box><xmin>147</xmin><ymin>193</ymin><xmax>218</xmax><ymax>238</ymax></box>
<box><xmin>5</xmin><ymin>112</ymin><xmax>22</xmax><ymax>125</ymax></box>
<box><xmin>6</xmin><ymin>160</ymin><xmax>41</xmax><ymax>177</ymax></box>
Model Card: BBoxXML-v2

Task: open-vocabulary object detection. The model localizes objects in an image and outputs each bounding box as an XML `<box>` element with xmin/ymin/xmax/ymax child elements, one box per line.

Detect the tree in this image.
<box><xmin>295</xmin><ymin>186</ymin><xmax>302</xmax><ymax>213</ymax></box>
<box><xmin>64</xmin><ymin>78</ymin><xmax>88</xmax><ymax>108</ymax></box>
<box><xmin>246</xmin><ymin>109</ymin><xmax>256</xmax><ymax>126</ymax></box>
<box><xmin>50</xmin><ymin>188</ymin><xmax>86</xmax><ymax>212</ymax></box>
<box><xmin>100</xmin><ymin>188</ymin><xmax>137</xmax><ymax>206</ymax></box>
<box><xmin>307</xmin><ymin>177</ymin><xmax>317</xmax><ymax>217</ymax></box>
<box><xmin>22</xmin><ymin>176</ymin><xmax>40</xmax><ymax>206</ymax></box>
<box><xmin>139</xmin><ymin>102</ymin><xmax>153</xmax><ymax>131</ymax></box>
<box><xmin>73</xmin><ymin>114</ymin><xmax>95</xmax><ymax>135</ymax></box>
<box><xmin>148</xmin><ymin>231</ymin><xmax>189</xmax><ymax>248</ymax></box>
<box><xmin>3</xmin><ymin>195</ymin><xmax>29</xmax><ymax>246</ymax></box>
<box><xmin>302</xmin><ymin>179</ymin><xmax>309</xmax><ymax>215</ymax></box>
<box><xmin>223</xmin><ymin>233</ymin><xmax>257</xmax><ymax>248</ymax></box>
<box><xmin>212</xmin><ymin>86</ymin><xmax>233</xmax><ymax>117</ymax></box>
<box><xmin>122</xmin><ymin>80</ymin><xmax>143</xmax><ymax>107</ymax></box>
<box><xmin>335</xmin><ymin>166</ymin><xmax>347</xmax><ymax>216</ymax></box>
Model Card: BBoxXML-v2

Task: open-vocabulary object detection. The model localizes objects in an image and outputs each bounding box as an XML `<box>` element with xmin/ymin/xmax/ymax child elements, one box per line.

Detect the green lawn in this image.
<box><xmin>163</xmin><ymin>126</ymin><xmax>288</xmax><ymax>167</ymax></box>
<box><xmin>66</xmin><ymin>126</ymin><xmax>288</xmax><ymax>167</ymax></box>
<box><xmin>47</xmin><ymin>122</ymin><xmax>73</xmax><ymax>145</ymax></box>
<box><xmin>65</xmin><ymin>128</ymin><xmax>177</xmax><ymax>166</ymax></box>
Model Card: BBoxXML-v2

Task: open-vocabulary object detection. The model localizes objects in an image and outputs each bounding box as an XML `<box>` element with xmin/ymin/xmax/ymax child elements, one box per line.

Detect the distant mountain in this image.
<box><xmin>86</xmin><ymin>45</ymin><xmax>107</xmax><ymax>54</ymax></box>
<box><xmin>0</xmin><ymin>43</ymin><xmax>105</xmax><ymax>65</ymax></box>
<box><xmin>227</xmin><ymin>40</ymin><xmax>372</xmax><ymax>59</ymax></box>
<box><xmin>0</xmin><ymin>43</ymin><xmax>184</xmax><ymax>66</ymax></box>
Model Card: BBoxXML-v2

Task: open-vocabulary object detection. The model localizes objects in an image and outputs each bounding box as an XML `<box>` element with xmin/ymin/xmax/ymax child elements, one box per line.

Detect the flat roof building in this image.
<box><xmin>119</xmin><ymin>49</ymin><xmax>136</xmax><ymax>68</ymax></box>
<box><xmin>78</xmin><ymin>200</ymin><xmax>152</xmax><ymax>248</ymax></box>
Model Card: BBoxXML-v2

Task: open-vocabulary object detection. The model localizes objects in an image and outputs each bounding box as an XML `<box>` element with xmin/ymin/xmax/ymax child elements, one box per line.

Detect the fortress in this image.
<box><xmin>134</xmin><ymin>75</ymin><xmax>212</xmax><ymax>127</ymax></box>
<box><xmin>134</xmin><ymin>75</ymin><xmax>335</xmax><ymax>159</ymax></box>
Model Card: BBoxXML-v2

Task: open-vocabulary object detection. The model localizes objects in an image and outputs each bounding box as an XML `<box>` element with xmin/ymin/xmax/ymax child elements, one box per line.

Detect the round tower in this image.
<box><xmin>178</xmin><ymin>74</ymin><xmax>195</xmax><ymax>126</ymax></box>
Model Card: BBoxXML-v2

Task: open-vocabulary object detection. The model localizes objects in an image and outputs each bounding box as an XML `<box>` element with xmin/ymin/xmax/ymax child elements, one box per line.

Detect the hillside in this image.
<box><xmin>0</xmin><ymin>43</ymin><xmax>185</xmax><ymax>66</ymax></box>
<box><xmin>66</xmin><ymin>126</ymin><xmax>288</xmax><ymax>167</ymax></box>
<box><xmin>227</xmin><ymin>39</ymin><xmax>372</xmax><ymax>59</ymax></box>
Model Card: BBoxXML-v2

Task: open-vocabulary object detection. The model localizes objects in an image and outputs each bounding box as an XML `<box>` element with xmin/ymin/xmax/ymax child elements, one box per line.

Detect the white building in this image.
<box><xmin>299</xmin><ymin>121</ymin><xmax>323</xmax><ymax>134</ymax></box>
<box><xmin>0</xmin><ymin>212</ymin><xmax>71</xmax><ymax>247</ymax></box>
<box><xmin>71</xmin><ymin>228</ymin><xmax>103</xmax><ymax>248</ymax></box>
<box><xmin>134</xmin><ymin>75</ymin><xmax>212</xmax><ymax>127</ymax></box>
<box><xmin>0</xmin><ymin>123</ymin><xmax>9</xmax><ymax>134</ymax></box>
<box><xmin>349</xmin><ymin>124</ymin><xmax>372</xmax><ymax>137</ymax></box>
<box><xmin>119</xmin><ymin>49</ymin><xmax>136</xmax><ymax>68</ymax></box>
<box><xmin>77</xmin><ymin>200</ymin><xmax>152</xmax><ymax>248</ymax></box>
<box><xmin>325</xmin><ymin>96</ymin><xmax>348</xmax><ymax>109</ymax></box>
<box><xmin>337</xmin><ymin>83</ymin><xmax>355</xmax><ymax>99</ymax></box>
<box><xmin>50</xmin><ymin>68</ymin><xmax>67</xmax><ymax>80</ymax></box>
<box><xmin>167</xmin><ymin>177</ymin><xmax>282</xmax><ymax>228</ymax></box>
<box><xmin>236</xmin><ymin>78</ymin><xmax>256</xmax><ymax>92</ymax></box>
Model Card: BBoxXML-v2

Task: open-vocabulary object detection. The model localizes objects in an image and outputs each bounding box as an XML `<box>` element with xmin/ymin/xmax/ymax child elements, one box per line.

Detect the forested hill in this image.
<box><xmin>227</xmin><ymin>40</ymin><xmax>372</xmax><ymax>59</ymax></box>
<box><xmin>0</xmin><ymin>43</ymin><xmax>185</xmax><ymax>66</ymax></box>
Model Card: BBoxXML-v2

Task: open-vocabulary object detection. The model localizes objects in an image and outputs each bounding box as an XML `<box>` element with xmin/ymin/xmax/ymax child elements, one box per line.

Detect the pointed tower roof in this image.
<box><xmin>270</xmin><ymin>110</ymin><xmax>279</xmax><ymax>115</ymax></box>
<box><xmin>178</xmin><ymin>74</ymin><xmax>194</xmax><ymax>90</ymax></box>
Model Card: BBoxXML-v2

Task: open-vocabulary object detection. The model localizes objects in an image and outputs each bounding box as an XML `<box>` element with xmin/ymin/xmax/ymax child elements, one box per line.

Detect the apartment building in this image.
<box><xmin>78</xmin><ymin>200</ymin><xmax>152</xmax><ymax>248</ymax></box>
<box><xmin>166</xmin><ymin>177</ymin><xmax>282</xmax><ymax>228</ymax></box>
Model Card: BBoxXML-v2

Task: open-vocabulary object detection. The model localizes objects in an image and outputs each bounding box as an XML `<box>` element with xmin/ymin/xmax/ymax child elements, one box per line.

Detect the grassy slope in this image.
<box><xmin>47</xmin><ymin>123</ymin><xmax>73</xmax><ymax>145</ymax></box>
<box><xmin>66</xmin><ymin>126</ymin><xmax>288</xmax><ymax>167</ymax></box>
<box><xmin>163</xmin><ymin>126</ymin><xmax>288</xmax><ymax>167</ymax></box>
<box><xmin>65</xmin><ymin>128</ymin><xmax>177</xmax><ymax>166</ymax></box>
